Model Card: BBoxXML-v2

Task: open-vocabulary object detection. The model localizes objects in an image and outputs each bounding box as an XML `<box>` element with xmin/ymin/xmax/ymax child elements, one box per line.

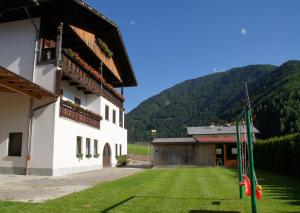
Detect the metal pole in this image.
<box><xmin>246</xmin><ymin>107</ymin><xmax>257</xmax><ymax>213</ymax></box>
<box><xmin>236</xmin><ymin>122</ymin><xmax>244</xmax><ymax>199</ymax></box>
<box><xmin>148</xmin><ymin>142</ymin><xmax>150</xmax><ymax>166</ymax></box>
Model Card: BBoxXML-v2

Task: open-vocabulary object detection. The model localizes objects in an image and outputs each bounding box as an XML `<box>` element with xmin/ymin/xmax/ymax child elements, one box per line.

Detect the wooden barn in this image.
<box><xmin>152</xmin><ymin>125</ymin><xmax>258</xmax><ymax>167</ymax></box>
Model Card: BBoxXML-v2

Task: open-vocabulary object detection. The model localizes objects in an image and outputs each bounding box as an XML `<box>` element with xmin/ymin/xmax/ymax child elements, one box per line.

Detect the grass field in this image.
<box><xmin>127</xmin><ymin>143</ymin><xmax>150</xmax><ymax>155</ymax></box>
<box><xmin>0</xmin><ymin>168</ymin><xmax>299</xmax><ymax>213</ymax></box>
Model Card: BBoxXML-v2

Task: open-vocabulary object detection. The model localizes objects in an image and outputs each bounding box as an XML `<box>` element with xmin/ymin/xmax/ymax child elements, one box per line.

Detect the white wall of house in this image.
<box><xmin>0</xmin><ymin>18</ymin><xmax>40</xmax><ymax>81</ymax></box>
<box><xmin>100</xmin><ymin>96</ymin><xmax>127</xmax><ymax>156</ymax></box>
<box><xmin>34</xmin><ymin>64</ymin><xmax>57</xmax><ymax>93</ymax></box>
<box><xmin>61</xmin><ymin>81</ymin><xmax>87</xmax><ymax>106</ymax></box>
<box><xmin>0</xmin><ymin>92</ymin><xmax>30</xmax><ymax>174</ymax></box>
<box><xmin>50</xmin><ymin>83</ymin><xmax>127</xmax><ymax>176</ymax></box>
<box><xmin>29</xmin><ymin>102</ymin><xmax>56</xmax><ymax>175</ymax></box>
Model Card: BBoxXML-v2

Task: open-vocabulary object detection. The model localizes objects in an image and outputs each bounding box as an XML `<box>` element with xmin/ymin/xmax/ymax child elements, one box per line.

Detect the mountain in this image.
<box><xmin>126</xmin><ymin>60</ymin><xmax>300</xmax><ymax>143</ymax></box>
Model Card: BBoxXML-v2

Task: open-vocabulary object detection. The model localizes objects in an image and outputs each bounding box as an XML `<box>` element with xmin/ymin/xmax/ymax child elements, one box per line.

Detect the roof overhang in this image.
<box><xmin>0</xmin><ymin>66</ymin><xmax>57</xmax><ymax>99</ymax></box>
<box><xmin>194</xmin><ymin>136</ymin><xmax>244</xmax><ymax>144</ymax></box>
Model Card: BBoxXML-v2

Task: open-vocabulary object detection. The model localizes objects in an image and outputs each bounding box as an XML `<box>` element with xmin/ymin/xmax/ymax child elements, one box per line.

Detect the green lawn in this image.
<box><xmin>0</xmin><ymin>168</ymin><xmax>299</xmax><ymax>212</ymax></box>
<box><xmin>127</xmin><ymin>144</ymin><xmax>150</xmax><ymax>155</ymax></box>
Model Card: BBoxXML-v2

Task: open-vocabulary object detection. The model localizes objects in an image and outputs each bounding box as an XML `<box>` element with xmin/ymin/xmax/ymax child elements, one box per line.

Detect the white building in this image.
<box><xmin>0</xmin><ymin>0</ymin><xmax>137</xmax><ymax>176</ymax></box>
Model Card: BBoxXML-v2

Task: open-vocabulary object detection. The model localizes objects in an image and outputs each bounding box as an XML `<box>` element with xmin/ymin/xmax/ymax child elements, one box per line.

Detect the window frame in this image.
<box><xmin>86</xmin><ymin>138</ymin><xmax>91</xmax><ymax>156</ymax></box>
<box><xmin>119</xmin><ymin>109</ymin><xmax>124</xmax><ymax>127</ymax></box>
<box><xmin>115</xmin><ymin>144</ymin><xmax>118</xmax><ymax>157</ymax></box>
<box><xmin>112</xmin><ymin>109</ymin><xmax>116</xmax><ymax>124</ymax></box>
<box><xmin>76</xmin><ymin>136</ymin><xmax>82</xmax><ymax>157</ymax></box>
<box><xmin>8</xmin><ymin>132</ymin><xmax>23</xmax><ymax>157</ymax></box>
<box><xmin>94</xmin><ymin>139</ymin><xmax>98</xmax><ymax>155</ymax></box>
<box><xmin>105</xmin><ymin>105</ymin><xmax>109</xmax><ymax>121</ymax></box>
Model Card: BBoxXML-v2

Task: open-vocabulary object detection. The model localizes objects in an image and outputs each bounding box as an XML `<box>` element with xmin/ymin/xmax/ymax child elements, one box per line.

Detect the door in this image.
<box><xmin>103</xmin><ymin>143</ymin><xmax>111</xmax><ymax>167</ymax></box>
<box><xmin>216</xmin><ymin>144</ymin><xmax>224</xmax><ymax>166</ymax></box>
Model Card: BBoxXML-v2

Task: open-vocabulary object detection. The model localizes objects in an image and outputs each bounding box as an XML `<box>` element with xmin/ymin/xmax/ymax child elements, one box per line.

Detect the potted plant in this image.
<box><xmin>76</xmin><ymin>153</ymin><xmax>83</xmax><ymax>159</ymax></box>
<box><xmin>86</xmin><ymin>153</ymin><xmax>92</xmax><ymax>158</ymax></box>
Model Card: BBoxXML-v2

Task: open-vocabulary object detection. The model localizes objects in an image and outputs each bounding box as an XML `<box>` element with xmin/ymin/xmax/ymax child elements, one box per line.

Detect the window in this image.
<box><xmin>94</xmin><ymin>140</ymin><xmax>98</xmax><ymax>155</ymax></box>
<box><xmin>76</xmin><ymin>136</ymin><xmax>82</xmax><ymax>157</ymax></box>
<box><xmin>74</xmin><ymin>97</ymin><xmax>81</xmax><ymax>105</ymax></box>
<box><xmin>105</xmin><ymin>105</ymin><xmax>109</xmax><ymax>121</ymax></box>
<box><xmin>119</xmin><ymin>109</ymin><xmax>124</xmax><ymax>127</ymax></box>
<box><xmin>112</xmin><ymin>110</ymin><xmax>116</xmax><ymax>124</ymax></box>
<box><xmin>226</xmin><ymin>144</ymin><xmax>237</xmax><ymax>160</ymax></box>
<box><xmin>86</xmin><ymin>138</ymin><xmax>91</xmax><ymax>156</ymax></box>
<box><xmin>115</xmin><ymin>144</ymin><xmax>118</xmax><ymax>156</ymax></box>
<box><xmin>8</xmin><ymin>133</ymin><xmax>22</xmax><ymax>157</ymax></box>
<box><xmin>39</xmin><ymin>38</ymin><xmax>56</xmax><ymax>63</ymax></box>
<box><xmin>119</xmin><ymin>144</ymin><xmax>122</xmax><ymax>156</ymax></box>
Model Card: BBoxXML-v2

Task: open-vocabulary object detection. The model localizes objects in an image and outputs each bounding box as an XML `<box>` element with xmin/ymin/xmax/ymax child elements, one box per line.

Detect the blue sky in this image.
<box><xmin>86</xmin><ymin>0</ymin><xmax>300</xmax><ymax>112</ymax></box>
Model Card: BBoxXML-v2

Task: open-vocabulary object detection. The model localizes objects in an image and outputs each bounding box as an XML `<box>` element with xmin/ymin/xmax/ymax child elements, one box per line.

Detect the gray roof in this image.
<box><xmin>152</xmin><ymin>137</ymin><xmax>196</xmax><ymax>144</ymax></box>
<box><xmin>187</xmin><ymin>125</ymin><xmax>259</xmax><ymax>135</ymax></box>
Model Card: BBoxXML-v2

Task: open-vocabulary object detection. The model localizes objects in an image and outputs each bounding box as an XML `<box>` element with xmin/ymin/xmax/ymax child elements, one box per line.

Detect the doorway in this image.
<box><xmin>103</xmin><ymin>143</ymin><xmax>111</xmax><ymax>168</ymax></box>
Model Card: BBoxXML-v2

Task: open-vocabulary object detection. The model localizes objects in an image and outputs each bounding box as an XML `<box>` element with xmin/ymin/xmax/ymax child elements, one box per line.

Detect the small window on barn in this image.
<box><xmin>226</xmin><ymin>144</ymin><xmax>237</xmax><ymax>160</ymax></box>
<box><xmin>119</xmin><ymin>144</ymin><xmax>122</xmax><ymax>156</ymax></box>
<box><xmin>8</xmin><ymin>133</ymin><xmax>22</xmax><ymax>157</ymax></box>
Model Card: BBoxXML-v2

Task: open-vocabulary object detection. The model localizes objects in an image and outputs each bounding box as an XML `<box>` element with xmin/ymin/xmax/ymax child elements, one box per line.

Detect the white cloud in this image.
<box><xmin>130</xmin><ymin>20</ymin><xmax>136</xmax><ymax>26</ymax></box>
<box><xmin>213</xmin><ymin>68</ymin><xmax>226</xmax><ymax>73</ymax></box>
<box><xmin>240</xmin><ymin>28</ymin><xmax>247</xmax><ymax>35</ymax></box>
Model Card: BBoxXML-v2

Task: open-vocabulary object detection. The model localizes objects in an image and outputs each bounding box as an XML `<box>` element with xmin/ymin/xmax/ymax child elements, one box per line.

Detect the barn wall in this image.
<box><xmin>195</xmin><ymin>144</ymin><xmax>216</xmax><ymax>166</ymax></box>
<box><xmin>153</xmin><ymin>144</ymin><xmax>216</xmax><ymax>166</ymax></box>
<box><xmin>153</xmin><ymin>144</ymin><xmax>196</xmax><ymax>166</ymax></box>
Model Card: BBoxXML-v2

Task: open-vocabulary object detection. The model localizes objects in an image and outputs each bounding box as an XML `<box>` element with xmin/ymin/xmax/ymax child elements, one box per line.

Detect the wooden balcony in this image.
<box><xmin>61</xmin><ymin>52</ymin><xmax>124</xmax><ymax>109</ymax></box>
<box><xmin>60</xmin><ymin>100</ymin><xmax>101</xmax><ymax>129</ymax></box>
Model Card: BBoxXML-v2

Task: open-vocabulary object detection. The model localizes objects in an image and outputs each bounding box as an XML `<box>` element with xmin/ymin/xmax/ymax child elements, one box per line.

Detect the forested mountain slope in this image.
<box><xmin>126</xmin><ymin>60</ymin><xmax>300</xmax><ymax>142</ymax></box>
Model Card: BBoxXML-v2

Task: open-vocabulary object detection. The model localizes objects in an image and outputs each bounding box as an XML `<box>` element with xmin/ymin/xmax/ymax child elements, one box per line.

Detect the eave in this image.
<box><xmin>0</xmin><ymin>66</ymin><xmax>57</xmax><ymax>99</ymax></box>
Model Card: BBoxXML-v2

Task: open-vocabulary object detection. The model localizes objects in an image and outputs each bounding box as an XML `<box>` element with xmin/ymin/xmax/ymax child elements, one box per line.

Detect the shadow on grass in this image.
<box><xmin>256</xmin><ymin>170</ymin><xmax>300</xmax><ymax>207</ymax></box>
<box><xmin>100</xmin><ymin>195</ymin><xmax>237</xmax><ymax>212</ymax></box>
<box><xmin>189</xmin><ymin>211</ymin><xmax>240</xmax><ymax>213</ymax></box>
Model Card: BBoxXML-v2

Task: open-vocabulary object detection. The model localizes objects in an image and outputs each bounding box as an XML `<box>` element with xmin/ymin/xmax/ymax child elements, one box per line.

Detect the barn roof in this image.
<box><xmin>152</xmin><ymin>137</ymin><xmax>197</xmax><ymax>144</ymax></box>
<box><xmin>194</xmin><ymin>136</ymin><xmax>246</xmax><ymax>144</ymax></box>
<box><xmin>187</xmin><ymin>125</ymin><xmax>259</xmax><ymax>135</ymax></box>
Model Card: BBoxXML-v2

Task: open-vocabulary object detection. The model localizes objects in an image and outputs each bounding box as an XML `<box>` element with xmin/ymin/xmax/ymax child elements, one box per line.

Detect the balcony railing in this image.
<box><xmin>61</xmin><ymin>52</ymin><xmax>124</xmax><ymax>109</ymax></box>
<box><xmin>59</xmin><ymin>99</ymin><xmax>101</xmax><ymax>129</ymax></box>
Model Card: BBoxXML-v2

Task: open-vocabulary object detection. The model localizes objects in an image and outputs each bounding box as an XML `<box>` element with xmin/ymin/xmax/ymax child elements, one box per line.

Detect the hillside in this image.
<box><xmin>126</xmin><ymin>60</ymin><xmax>300</xmax><ymax>142</ymax></box>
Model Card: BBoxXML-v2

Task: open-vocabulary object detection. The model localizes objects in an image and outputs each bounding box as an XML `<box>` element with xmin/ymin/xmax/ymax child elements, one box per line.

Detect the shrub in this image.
<box><xmin>116</xmin><ymin>155</ymin><xmax>128</xmax><ymax>166</ymax></box>
<box><xmin>254</xmin><ymin>133</ymin><xmax>300</xmax><ymax>178</ymax></box>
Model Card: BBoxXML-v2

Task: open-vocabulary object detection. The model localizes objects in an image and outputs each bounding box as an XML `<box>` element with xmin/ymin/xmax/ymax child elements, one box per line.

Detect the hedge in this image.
<box><xmin>254</xmin><ymin>134</ymin><xmax>300</xmax><ymax>178</ymax></box>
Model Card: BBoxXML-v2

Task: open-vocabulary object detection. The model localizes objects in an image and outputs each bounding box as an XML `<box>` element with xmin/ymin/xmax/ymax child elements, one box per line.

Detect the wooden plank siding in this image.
<box><xmin>69</xmin><ymin>25</ymin><xmax>122</xmax><ymax>83</ymax></box>
<box><xmin>153</xmin><ymin>144</ymin><xmax>215</xmax><ymax>166</ymax></box>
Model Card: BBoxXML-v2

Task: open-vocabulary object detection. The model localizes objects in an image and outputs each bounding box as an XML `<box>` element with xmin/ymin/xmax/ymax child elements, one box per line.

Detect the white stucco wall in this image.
<box><xmin>100</xmin><ymin>96</ymin><xmax>127</xmax><ymax>156</ymax></box>
<box><xmin>61</xmin><ymin>81</ymin><xmax>87</xmax><ymax>106</ymax></box>
<box><xmin>34</xmin><ymin>64</ymin><xmax>57</xmax><ymax>93</ymax></box>
<box><xmin>51</xmin><ymin>83</ymin><xmax>127</xmax><ymax>176</ymax></box>
<box><xmin>0</xmin><ymin>93</ymin><xmax>30</xmax><ymax>171</ymax></box>
<box><xmin>0</xmin><ymin>18</ymin><xmax>40</xmax><ymax>81</ymax></box>
<box><xmin>29</xmin><ymin>102</ymin><xmax>56</xmax><ymax>171</ymax></box>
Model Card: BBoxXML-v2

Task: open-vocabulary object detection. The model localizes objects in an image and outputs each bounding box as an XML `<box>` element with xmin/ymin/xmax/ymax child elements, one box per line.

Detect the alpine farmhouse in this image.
<box><xmin>0</xmin><ymin>0</ymin><xmax>137</xmax><ymax>176</ymax></box>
